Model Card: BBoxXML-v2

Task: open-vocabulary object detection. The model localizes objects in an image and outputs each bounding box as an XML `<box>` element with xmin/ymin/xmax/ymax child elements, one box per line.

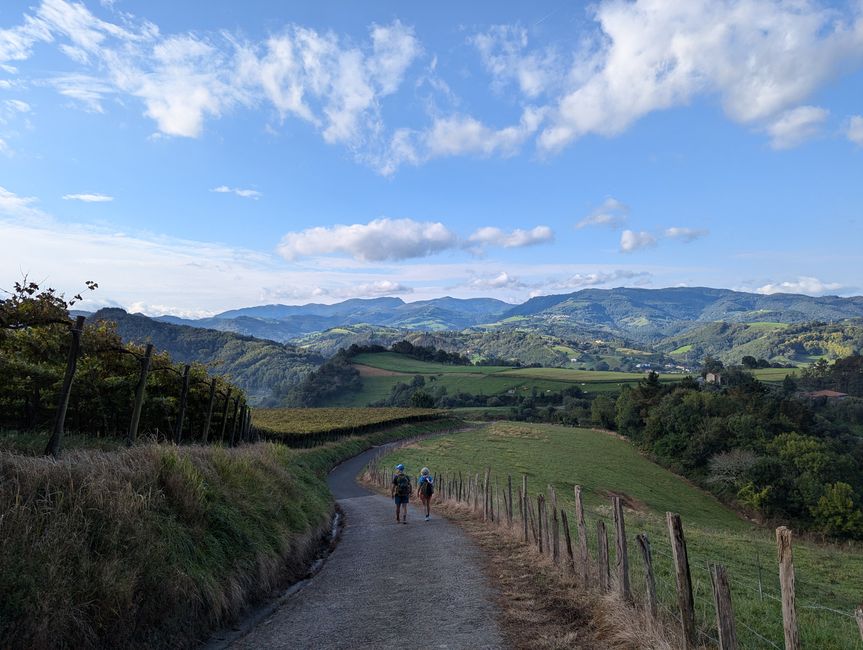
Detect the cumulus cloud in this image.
<box><xmin>664</xmin><ymin>227</ymin><xmax>708</xmax><ymax>243</ymax></box>
<box><xmin>471</xmin><ymin>25</ymin><xmax>560</xmax><ymax>98</ymax></box>
<box><xmin>211</xmin><ymin>185</ymin><xmax>262</xmax><ymax>199</ymax></box>
<box><xmin>536</xmin><ymin>0</ymin><xmax>863</xmax><ymax>152</ymax></box>
<box><xmin>766</xmin><ymin>106</ymin><xmax>829</xmax><ymax>149</ymax></box>
<box><xmin>278</xmin><ymin>218</ymin><xmax>458</xmax><ymax>262</ymax></box>
<box><xmin>62</xmin><ymin>192</ymin><xmax>113</xmax><ymax>202</ymax></box>
<box><xmin>468</xmin><ymin>225</ymin><xmax>553</xmax><ymax>248</ymax></box>
<box><xmin>619</xmin><ymin>229</ymin><xmax>657</xmax><ymax>253</ymax></box>
<box><xmin>577</xmin><ymin>197</ymin><xmax>629</xmax><ymax>229</ymax></box>
<box><xmin>553</xmin><ymin>269</ymin><xmax>651</xmax><ymax>289</ymax></box>
<box><xmin>848</xmin><ymin>115</ymin><xmax>863</xmax><ymax>146</ymax></box>
<box><xmin>755</xmin><ymin>276</ymin><xmax>842</xmax><ymax>296</ymax></box>
<box><xmin>344</xmin><ymin>280</ymin><xmax>413</xmax><ymax>296</ymax></box>
<box><xmin>467</xmin><ymin>271</ymin><xmax>526</xmax><ymax>290</ymax></box>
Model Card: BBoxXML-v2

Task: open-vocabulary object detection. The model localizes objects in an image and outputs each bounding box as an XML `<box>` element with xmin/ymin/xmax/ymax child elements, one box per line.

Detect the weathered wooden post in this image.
<box><xmin>550</xmin><ymin>486</ymin><xmax>560</xmax><ymax>565</ymax></box>
<box><xmin>45</xmin><ymin>315</ymin><xmax>85</xmax><ymax>457</ymax></box>
<box><xmin>636</xmin><ymin>533</ymin><xmax>658</xmax><ymax>619</ymax></box>
<box><xmin>218</xmin><ymin>388</ymin><xmax>232</xmax><ymax>443</ymax></box>
<box><xmin>855</xmin><ymin>606</ymin><xmax>863</xmax><ymax>641</ymax></box>
<box><xmin>126</xmin><ymin>342</ymin><xmax>153</xmax><ymax>446</ymax></box>
<box><xmin>597</xmin><ymin>520</ymin><xmax>610</xmax><ymax>591</ymax></box>
<box><xmin>174</xmin><ymin>364</ymin><xmax>191</xmax><ymax>444</ymax></box>
<box><xmin>575</xmin><ymin>486</ymin><xmax>590</xmax><ymax>582</ymax></box>
<box><xmin>612</xmin><ymin>496</ymin><xmax>632</xmax><ymax>602</ymax></box>
<box><xmin>561</xmin><ymin>510</ymin><xmax>575</xmax><ymax>573</ymax></box>
<box><xmin>710</xmin><ymin>564</ymin><xmax>738</xmax><ymax>650</ymax></box>
<box><xmin>201</xmin><ymin>377</ymin><xmax>217</xmax><ymax>444</ymax></box>
<box><xmin>776</xmin><ymin>526</ymin><xmax>800</xmax><ymax>650</ymax></box>
<box><xmin>667</xmin><ymin>512</ymin><xmax>697</xmax><ymax>649</ymax></box>
<box><xmin>537</xmin><ymin>494</ymin><xmax>545</xmax><ymax>553</ymax></box>
<box><xmin>483</xmin><ymin>468</ymin><xmax>491</xmax><ymax>521</ymax></box>
<box><xmin>522</xmin><ymin>475</ymin><xmax>529</xmax><ymax>543</ymax></box>
<box><xmin>507</xmin><ymin>474</ymin><xmax>514</xmax><ymax>527</ymax></box>
<box><xmin>229</xmin><ymin>397</ymin><xmax>241</xmax><ymax>447</ymax></box>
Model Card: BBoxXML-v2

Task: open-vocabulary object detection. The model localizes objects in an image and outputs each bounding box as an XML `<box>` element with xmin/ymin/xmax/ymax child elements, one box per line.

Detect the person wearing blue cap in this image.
<box><xmin>391</xmin><ymin>463</ymin><xmax>412</xmax><ymax>524</ymax></box>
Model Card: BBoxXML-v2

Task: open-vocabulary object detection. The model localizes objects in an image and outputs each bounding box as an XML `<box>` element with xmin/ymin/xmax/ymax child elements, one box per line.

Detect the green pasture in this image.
<box><xmin>351</xmin><ymin>352</ymin><xmax>512</xmax><ymax>374</ymax></box>
<box><xmin>380</xmin><ymin>422</ymin><xmax>863</xmax><ymax>649</ymax></box>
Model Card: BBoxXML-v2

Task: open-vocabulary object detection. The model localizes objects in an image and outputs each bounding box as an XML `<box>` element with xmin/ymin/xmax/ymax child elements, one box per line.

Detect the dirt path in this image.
<box><xmin>230</xmin><ymin>446</ymin><xmax>505</xmax><ymax>649</ymax></box>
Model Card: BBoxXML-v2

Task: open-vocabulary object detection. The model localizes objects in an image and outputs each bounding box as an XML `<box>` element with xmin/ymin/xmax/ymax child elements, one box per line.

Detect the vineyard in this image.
<box><xmin>254</xmin><ymin>407</ymin><xmax>441</xmax><ymax>446</ymax></box>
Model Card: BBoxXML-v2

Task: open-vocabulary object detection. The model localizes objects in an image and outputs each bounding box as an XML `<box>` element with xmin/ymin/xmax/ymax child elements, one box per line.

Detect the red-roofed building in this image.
<box><xmin>804</xmin><ymin>390</ymin><xmax>849</xmax><ymax>400</ymax></box>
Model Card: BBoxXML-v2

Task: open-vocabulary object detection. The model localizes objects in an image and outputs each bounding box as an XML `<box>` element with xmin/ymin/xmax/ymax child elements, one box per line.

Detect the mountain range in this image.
<box><xmin>154</xmin><ymin>287</ymin><xmax>863</xmax><ymax>343</ymax></box>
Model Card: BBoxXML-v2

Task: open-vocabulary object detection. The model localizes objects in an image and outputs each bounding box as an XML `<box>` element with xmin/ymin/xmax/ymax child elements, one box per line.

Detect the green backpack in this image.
<box><xmin>394</xmin><ymin>474</ymin><xmax>411</xmax><ymax>497</ymax></box>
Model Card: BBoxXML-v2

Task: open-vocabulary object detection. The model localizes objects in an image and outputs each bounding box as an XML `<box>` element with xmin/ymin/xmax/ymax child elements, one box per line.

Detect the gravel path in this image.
<box><xmin>231</xmin><ymin>446</ymin><xmax>506</xmax><ymax>649</ymax></box>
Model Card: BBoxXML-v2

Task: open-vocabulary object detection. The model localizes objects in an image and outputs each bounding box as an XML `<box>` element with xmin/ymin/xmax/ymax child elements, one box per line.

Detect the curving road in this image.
<box><xmin>231</xmin><ymin>445</ymin><xmax>505</xmax><ymax>649</ymax></box>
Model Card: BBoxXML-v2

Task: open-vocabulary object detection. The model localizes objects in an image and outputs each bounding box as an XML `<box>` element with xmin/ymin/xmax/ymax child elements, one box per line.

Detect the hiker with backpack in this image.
<box><xmin>391</xmin><ymin>463</ymin><xmax>412</xmax><ymax>524</ymax></box>
<box><xmin>417</xmin><ymin>467</ymin><xmax>434</xmax><ymax>521</ymax></box>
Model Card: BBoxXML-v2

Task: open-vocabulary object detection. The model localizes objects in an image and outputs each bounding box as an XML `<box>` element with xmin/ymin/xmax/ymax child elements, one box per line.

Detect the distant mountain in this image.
<box><xmin>93</xmin><ymin>308</ymin><xmax>323</xmax><ymax>405</ymax></box>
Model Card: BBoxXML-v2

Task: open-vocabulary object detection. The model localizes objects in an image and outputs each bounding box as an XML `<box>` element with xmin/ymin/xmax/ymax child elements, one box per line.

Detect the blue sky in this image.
<box><xmin>1</xmin><ymin>0</ymin><xmax>862</xmax><ymax>316</ymax></box>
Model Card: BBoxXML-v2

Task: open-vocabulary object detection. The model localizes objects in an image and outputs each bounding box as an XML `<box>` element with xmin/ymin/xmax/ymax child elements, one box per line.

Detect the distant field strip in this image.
<box><xmin>254</xmin><ymin>407</ymin><xmax>441</xmax><ymax>445</ymax></box>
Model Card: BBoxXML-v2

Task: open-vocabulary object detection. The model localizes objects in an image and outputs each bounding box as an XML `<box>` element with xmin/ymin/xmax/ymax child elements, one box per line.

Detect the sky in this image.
<box><xmin>1</xmin><ymin>0</ymin><xmax>862</xmax><ymax>317</ymax></box>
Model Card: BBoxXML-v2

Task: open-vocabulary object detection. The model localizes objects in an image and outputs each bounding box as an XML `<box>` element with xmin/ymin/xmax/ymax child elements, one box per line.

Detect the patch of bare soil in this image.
<box><xmin>352</xmin><ymin>364</ymin><xmax>409</xmax><ymax>377</ymax></box>
<box><xmin>598</xmin><ymin>490</ymin><xmax>649</xmax><ymax>513</ymax></box>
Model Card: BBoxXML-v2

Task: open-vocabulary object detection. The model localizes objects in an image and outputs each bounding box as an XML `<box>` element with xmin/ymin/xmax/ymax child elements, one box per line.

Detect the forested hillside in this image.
<box><xmin>94</xmin><ymin>309</ymin><xmax>322</xmax><ymax>405</ymax></box>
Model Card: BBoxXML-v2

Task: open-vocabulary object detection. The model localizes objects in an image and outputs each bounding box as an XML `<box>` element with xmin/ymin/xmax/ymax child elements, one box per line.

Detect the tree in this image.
<box><xmin>741</xmin><ymin>355</ymin><xmax>758</xmax><ymax>369</ymax></box>
<box><xmin>811</xmin><ymin>482</ymin><xmax>863</xmax><ymax>538</ymax></box>
<box><xmin>410</xmin><ymin>390</ymin><xmax>435</xmax><ymax>408</ymax></box>
<box><xmin>591</xmin><ymin>395</ymin><xmax>616</xmax><ymax>429</ymax></box>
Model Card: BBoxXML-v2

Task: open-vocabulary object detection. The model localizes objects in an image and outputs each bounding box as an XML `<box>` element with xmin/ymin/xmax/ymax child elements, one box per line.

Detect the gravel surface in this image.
<box><xmin>231</xmin><ymin>446</ymin><xmax>505</xmax><ymax>649</ymax></box>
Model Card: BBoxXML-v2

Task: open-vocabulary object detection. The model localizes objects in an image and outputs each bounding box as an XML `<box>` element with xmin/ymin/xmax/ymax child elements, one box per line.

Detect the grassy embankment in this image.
<box><xmin>0</xmin><ymin>414</ymin><xmax>458</xmax><ymax>649</ymax></box>
<box><xmin>381</xmin><ymin>422</ymin><xmax>862</xmax><ymax>649</ymax></box>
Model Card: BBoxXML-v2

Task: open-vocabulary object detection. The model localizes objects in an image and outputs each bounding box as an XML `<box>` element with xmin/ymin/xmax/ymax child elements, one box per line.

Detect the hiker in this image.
<box><xmin>391</xmin><ymin>463</ymin><xmax>412</xmax><ymax>524</ymax></box>
<box><xmin>417</xmin><ymin>467</ymin><xmax>434</xmax><ymax>521</ymax></box>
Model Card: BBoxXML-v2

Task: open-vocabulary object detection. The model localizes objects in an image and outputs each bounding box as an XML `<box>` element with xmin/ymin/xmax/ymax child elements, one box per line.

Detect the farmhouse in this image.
<box><xmin>705</xmin><ymin>372</ymin><xmax>722</xmax><ymax>385</ymax></box>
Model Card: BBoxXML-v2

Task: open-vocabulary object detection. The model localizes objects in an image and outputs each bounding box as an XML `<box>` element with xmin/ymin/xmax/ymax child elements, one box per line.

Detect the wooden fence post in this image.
<box><xmin>597</xmin><ymin>520</ymin><xmax>610</xmax><ymax>591</ymax></box>
<box><xmin>229</xmin><ymin>397</ymin><xmax>241</xmax><ymax>447</ymax></box>
<box><xmin>636</xmin><ymin>533</ymin><xmax>658</xmax><ymax>619</ymax></box>
<box><xmin>483</xmin><ymin>468</ymin><xmax>491</xmax><ymax>521</ymax></box>
<box><xmin>561</xmin><ymin>510</ymin><xmax>575</xmax><ymax>573</ymax></box>
<box><xmin>776</xmin><ymin>526</ymin><xmax>800</xmax><ymax>650</ymax></box>
<box><xmin>126</xmin><ymin>342</ymin><xmax>153</xmax><ymax>446</ymax></box>
<box><xmin>550</xmin><ymin>486</ymin><xmax>560</xmax><ymax>565</ymax></box>
<box><xmin>536</xmin><ymin>494</ymin><xmax>545</xmax><ymax>555</ymax></box>
<box><xmin>218</xmin><ymin>388</ymin><xmax>232</xmax><ymax>443</ymax></box>
<box><xmin>507</xmin><ymin>474</ymin><xmax>513</xmax><ymax>527</ymax></box>
<box><xmin>612</xmin><ymin>496</ymin><xmax>632</xmax><ymax>602</ymax></box>
<box><xmin>667</xmin><ymin>512</ymin><xmax>697</xmax><ymax>650</ymax></box>
<box><xmin>575</xmin><ymin>485</ymin><xmax>590</xmax><ymax>582</ymax></box>
<box><xmin>855</xmin><ymin>607</ymin><xmax>863</xmax><ymax>642</ymax></box>
<box><xmin>45</xmin><ymin>315</ymin><xmax>86</xmax><ymax>457</ymax></box>
<box><xmin>174</xmin><ymin>364</ymin><xmax>191</xmax><ymax>444</ymax></box>
<box><xmin>710</xmin><ymin>564</ymin><xmax>738</xmax><ymax>650</ymax></box>
<box><xmin>522</xmin><ymin>476</ymin><xmax>529</xmax><ymax>543</ymax></box>
<box><xmin>202</xmin><ymin>377</ymin><xmax>217</xmax><ymax>444</ymax></box>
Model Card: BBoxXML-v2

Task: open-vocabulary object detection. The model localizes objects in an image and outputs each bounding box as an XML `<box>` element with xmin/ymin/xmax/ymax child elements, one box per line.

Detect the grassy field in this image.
<box><xmin>339</xmin><ymin>352</ymin><xmax>693</xmax><ymax>406</ymax></box>
<box><xmin>254</xmin><ymin>407</ymin><xmax>439</xmax><ymax>435</ymax></box>
<box><xmin>380</xmin><ymin>422</ymin><xmax>863</xmax><ymax>649</ymax></box>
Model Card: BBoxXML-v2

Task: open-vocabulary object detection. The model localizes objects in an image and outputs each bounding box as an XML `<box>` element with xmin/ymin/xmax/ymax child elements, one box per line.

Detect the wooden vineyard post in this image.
<box><xmin>229</xmin><ymin>398</ymin><xmax>241</xmax><ymax>447</ymax></box>
<box><xmin>202</xmin><ymin>377</ymin><xmax>217</xmax><ymax>443</ymax></box>
<box><xmin>507</xmin><ymin>474</ymin><xmax>514</xmax><ymax>527</ymax></box>
<box><xmin>667</xmin><ymin>512</ymin><xmax>697</xmax><ymax>650</ymax></box>
<box><xmin>710</xmin><ymin>564</ymin><xmax>738</xmax><ymax>650</ymax></box>
<box><xmin>636</xmin><ymin>533</ymin><xmax>658</xmax><ymax>619</ymax></box>
<box><xmin>45</xmin><ymin>315</ymin><xmax>86</xmax><ymax>457</ymax></box>
<box><xmin>597</xmin><ymin>520</ymin><xmax>610</xmax><ymax>591</ymax></box>
<box><xmin>612</xmin><ymin>496</ymin><xmax>632</xmax><ymax>602</ymax></box>
<box><xmin>127</xmin><ymin>342</ymin><xmax>153</xmax><ymax>446</ymax></box>
<box><xmin>575</xmin><ymin>486</ymin><xmax>590</xmax><ymax>582</ymax></box>
<box><xmin>218</xmin><ymin>388</ymin><xmax>232</xmax><ymax>443</ymax></box>
<box><xmin>776</xmin><ymin>527</ymin><xmax>800</xmax><ymax>650</ymax></box>
<box><xmin>174</xmin><ymin>364</ymin><xmax>191</xmax><ymax>444</ymax></box>
<box><xmin>522</xmin><ymin>476</ymin><xmax>529</xmax><ymax>543</ymax></box>
<box><xmin>561</xmin><ymin>510</ymin><xmax>575</xmax><ymax>573</ymax></box>
<box><xmin>550</xmin><ymin>486</ymin><xmax>560</xmax><ymax>565</ymax></box>
<box><xmin>537</xmin><ymin>494</ymin><xmax>545</xmax><ymax>554</ymax></box>
<box><xmin>483</xmin><ymin>468</ymin><xmax>491</xmax><ymax>521</ymax></box>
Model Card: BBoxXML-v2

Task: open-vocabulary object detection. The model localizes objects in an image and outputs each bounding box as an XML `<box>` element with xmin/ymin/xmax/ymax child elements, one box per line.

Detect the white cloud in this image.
<box><xmin>278</xmin><ymin>218</ymin><xmax>458</xmax><ymax>262</ymax></box>
<box><xmin>552</xmin><ymin>269</ymin><xmax>651</xmax><ymax>290</ymax></box>
<box><xmin>766</xmin><ymin>106</ymin><xmax>829</xmax><ymax>149</ymax></box>
<box><xmin>848</xmin><ymin>115</ymin><xmax>863</xmax><ymax>146</ymax></box>
<box><xmin>467</xmin><ymin>271</ymin><xmax>525</xmax><ymax>290</ymax></box>
<box><xmin>62</xmin><ymin>192</ymin><xmax>113</xmax><ymax>202</ymax></box>
<box><xmin>577</xmin><ymin>197</ymin><xmax>629</xmax><ymax>229</ymax></box>
<box><xmin>619</xmin><ymin>229</ymin><xmax>657</xmax><ymax>253</ymax></box>
<box><xmin>211</xmin><ymin>185</ymin><xmax>262</xmax><ymax>200</ymax></box>
<box><xmin>468</xmin><ymin>225</ymin><xmax>554</xmax><ymax>248</ymax></box>
<box><xmin>664</xmin><ymin>227</ymin><xmax>708</xmax><ymax>243</ymax></box>
<box><xmin>4</xmin><ymin>99</ymin><xmax>30</xmax><ymax>112</ymax></box>
<box><xmin>755</xmin><ymin>276</ymin><xmax>842</xmax><ymax>296</ymax></box>
<box><xmin>344</xmin><ymin>280</ymin><xmax>413</xmax><ymax>296</ymax></box>
<box><xmin>0</xmin><ymin>185</ymin><xmax>46</xmax><ymax>220</ymax></box>
<box><xmin>471</xmin><ymin>25</ymin><xmax>561</xmax><ymax>98</ymax></box>
<box><xmin>537</xmin><ymin>0</ymin><xmax>863</xmax><ymax>152</ymax></box>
